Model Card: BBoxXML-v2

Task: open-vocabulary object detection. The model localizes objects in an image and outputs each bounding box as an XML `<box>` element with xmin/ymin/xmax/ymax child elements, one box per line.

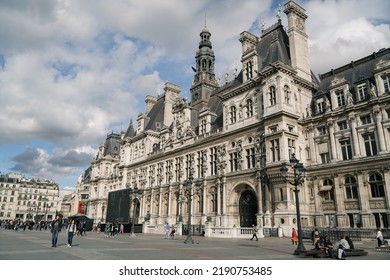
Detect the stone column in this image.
<box><xmin>334</xmin><ymin>174</ymin><xmax>347</xmax><ymax>227</ymax></box>
<box><xmin>216</xmin><ymin>178</ymin><xmax>221</xmax><ymax>226</ymax></box>
<box><xmin>356</xmin><ymin>172</ymin><xmax>372</xmax><ymax>228</ymax></box>
<box><xmin>307</xmin><ymin>125</ymin><xmax>316</xmax><ymax>163</ymax></box>
<box><xmin>349</xmin><ymin>113</ymin><xmax>361</xmax><ymax>158</ymax></box>
<box><xmin>327</xmin><ymin>119</ymin><xmax>337</xmax><ymax>161</ymax></box>
<box><xmin>373</xmin><ymin>106</ymin><xmax>386</xmax><ymax>153</ymax></box>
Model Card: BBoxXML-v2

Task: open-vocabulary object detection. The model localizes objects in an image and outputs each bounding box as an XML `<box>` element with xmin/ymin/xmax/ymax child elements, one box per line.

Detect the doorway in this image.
<box><xmin>239</xmin><ymin>190</ymin><xmax>258</xmax><ymax>227</ymax></box>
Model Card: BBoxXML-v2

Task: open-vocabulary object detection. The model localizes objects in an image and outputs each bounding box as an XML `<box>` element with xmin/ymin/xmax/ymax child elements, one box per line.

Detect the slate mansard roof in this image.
<box><xmin>318</xmin><ymin>48</ymin><xmax>390</xmax><ymax>92</ymax></box>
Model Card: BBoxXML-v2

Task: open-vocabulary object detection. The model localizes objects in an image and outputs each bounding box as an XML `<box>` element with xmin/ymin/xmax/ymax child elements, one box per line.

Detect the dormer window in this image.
<box><xmin>357</xmin><ymin>83</ymin><xmax>369</xmax><ymax>101</ymax></box>
<box><xmin>246</xmin><ymin>99</ymin><xmax>253</xmax><ymax>117</ymax></box>
<box><xmin>200</xmin><ymin>119</ymin><xmax>207</xmax><ymax>134</ymax></box>
<box><xmin>383</xmin><ymin>74</ymin><xmax>390</xmax><ymax>93</ymax></box>
<box><xmin>245</xmin><ymin>61</ymin><xmax>253</xmax><ymax>80</ymax></box>
<box><xmin>155</xmin><ymin>122</ymin><xmax>161</xmax><ymax>132</ymax></box>
<box><xmin>230</xmin><ymin>106</ymin><xmax>237</xmax><ymax>124</ymax></box>
<box><xmin>335</xmin><ymin>89</ymin><xmax>345</xmax><ymax>107</ymax></box>
<box><xmin>317</xmin><ymin>99</ymin><xmax>324</xmax><ymax>113</ymax></box>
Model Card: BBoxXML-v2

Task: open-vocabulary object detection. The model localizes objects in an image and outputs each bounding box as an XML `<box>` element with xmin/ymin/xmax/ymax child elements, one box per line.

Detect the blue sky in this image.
<box><xmin>0</xmin><ymin>0</ymin><xmax>389</xmax><ymax>191</ymax></box>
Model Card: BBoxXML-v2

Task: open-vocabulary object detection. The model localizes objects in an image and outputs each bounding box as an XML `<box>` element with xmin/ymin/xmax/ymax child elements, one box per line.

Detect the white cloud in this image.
<box><xmin>0</xmin><ymin>0</ymin><xmax>389</xmax><ymax>187</ymax></box>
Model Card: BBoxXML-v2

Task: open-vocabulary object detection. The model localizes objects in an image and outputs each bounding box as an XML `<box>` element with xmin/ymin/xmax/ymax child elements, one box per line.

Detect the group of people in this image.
<box><xmin>314</xmin><ymin>235</ymin><xmax>354</xmax><ymax>259</ymax></box>
<box><xmin>50</xmin><ymin>216</ymin><xmax>89</xmax><ymax>248</ymax></box>
<box><xmin>1</xmin><ymin>219</ymin><xmax>52</xmax><ymax>231</ymax></box>
<box><xmin>164</xmin><ymin>223</ymin><xmax>176</xmax><ymax>238</ymax></box>
<box><xmin>102</xmin><ymin>222</ymin><xmax>125</xmax><ymax>238</ymax></box>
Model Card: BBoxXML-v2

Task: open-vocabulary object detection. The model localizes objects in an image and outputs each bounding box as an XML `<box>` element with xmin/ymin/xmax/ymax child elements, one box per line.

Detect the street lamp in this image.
<box><xmin>183</xmin><ymin>175</ymin><xmax>203</xmax><ymax>244</ymax></box>
<box><xmin>280</xmin><ymin>153</ymin><xmax>307</xmax><ymax>256</ymax></box>
<box><xmin>177</xmin><ymin>193</ymin><xmax>184</xmax><ymax>223</ymax></box>
<box><xmin>129</xmin><ymin>186</ymin><xmax>143</xmax><ymax>237</ymax></box>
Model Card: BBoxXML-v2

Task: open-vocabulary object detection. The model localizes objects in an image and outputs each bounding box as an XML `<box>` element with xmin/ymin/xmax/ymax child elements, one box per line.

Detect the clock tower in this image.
<box><xmin>190</xmin><ymin>25</ymin><xmax>219</xmax><ymax>110</ymax></box>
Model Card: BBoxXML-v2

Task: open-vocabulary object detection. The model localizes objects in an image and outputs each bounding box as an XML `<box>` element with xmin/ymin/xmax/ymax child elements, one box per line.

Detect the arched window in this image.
<box><xmin>230</xmin><ymin>106</ymin><xmax>237</xmax><ymax>124</ymax></box>
<box><xmin>269</xmin><ymin>86</ymin><xmax>276</xmax><ymax>106</ymax></box>
<box><xmin>369</xmin><ymin>173</ymin><xmax>385</xmax><ymax>198</ymax></box>
<box><xmin>246</xmin><ymin>99</ymin><xmax>253</xmax><ymax>117</ymax></box>
<box><xmin>344</xmin><ymin>176</ymin><xmax>358</xmax><ymax>199</ymax></box>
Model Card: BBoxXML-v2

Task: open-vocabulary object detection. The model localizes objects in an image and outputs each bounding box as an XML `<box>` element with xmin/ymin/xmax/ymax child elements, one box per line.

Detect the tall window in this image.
<box><xmin>336</xmin><ymin>90</ymin><xmax>345</xmax><ymax>107</ymax></box>
<box><xmin>317</xmin><ymin>100</ymin><xmax>324</xmax><ymax>113</ymax></box>
<box><xmin>185</xmin><ymin>155</ymin><xmax>192</xmax><ymax>179</ymax></box>
<box><xmin>210</xmin><ymin>147</ymin><xmax>217</xmax><ymax>175</ymax></box>
<box><xmin>345</xmin><ymin>176</ymin><xmax>358</xmax><ymax>199</ymax></box>
<box><xmin>270</xmin><ymin>139</ymin><xmax>280</xmax><ymax>162</ymax></box>
<box><xmin>338</xmin><ymin>120</ymin><xmax>348</xmax><ymax>130</ymax></box>
<box><xmin>246</xmin><ymin>148</ymin><xmax>256</xmax><ymax>169</ymax></box>
<box><xmin>200</xmin><ymin>119</ymin><xmax>207</xmax><ymax>134</ymax></box>
<box><xmin>246</xmin><ymin>99</ymin><xmax>253</xmax><ymax>117</ymax></box>
<box><xmin>197</xmin><ymin>151</ymin><xmax>206</xmax><ymax>178</ymax></box>
<box><xmin>360</xmin><ymin>115</ymin><xmax>372</xmax><ymax>125</ymax></box>
<box><xmin>229</xmin><ymin>152</ymin><xmax>239</xmax><ymax>172</ymax></box>
<box><xmin>269</xmin><ymin>86</ymin><xmax>276</xmax><ymax>106</ymax></box>
<box><xmin>288</xmin><ymin>138</ymin><xmax>295</xmax><ymax>158</ymax></box>
<box><xmin>210</xmin><ymin>190</ymin><xmax>218</xmax><ymax>213</ymax></box>
<box><xmin>369</xmin><ymin>173</ymin><xmax>385</xmax><ymax>198</ymax></box>
<box><xmin>317</xmin><ymin>126</ymin><xmax>327</xmax><ymax>135</ymax></box>
<box><xmin>322</xmin><ymin>179</ymin><xmax>334</xmax><ymax>201</ymax></box>
<box><xmin>230</xmin><ymin>106</ymin><xmax>236</xmax><ymax>124</ymax></box>
<box><xmin>284</xmin><ymin>85</ymin><xmax>291</xmax><ymax>104</ymax></box>
<box><xmin>363</xmin><ymin>133</ymin><xmax>377</xmax><ymax>156</ymax></box>
<box><xmin>320</xmin><ymin>152</ymin><xmax>330</xmax><ymax>164</ymax></box>
<box><xmin>383</xmin><ymin>74</ymin><xmax>390</xmax><ymax>92</ymax></box>
<box><xmin>340</xmin><ymin>139</ymin><xmax>353</xmax><ymax>160</ymax></box>
<box><xmin>245</xmin><ymin>61</ymin><xmax>253</xmax><ymax>80</ymax></box>
<box><xmin>357</xmin><ymin>83</ymin><xmax>369</xmax><ymax>101</ymax></box>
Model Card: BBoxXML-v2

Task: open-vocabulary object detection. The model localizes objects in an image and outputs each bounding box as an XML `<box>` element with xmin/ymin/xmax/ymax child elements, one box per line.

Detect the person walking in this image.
<box><xmin>66</xmin><ymin>220</ymin><xmax>76</xmax><ymax>247</ymax></box>
<box><xmin>119</xmin><ymin>223</ymin><xmax>124</xmax><ymax>234</ymax></box>
<box><xmin>164</xmin><ymin>223</ymin><xmax>171</xmax><ymax>239</ymax></box>
<box><xmin>251</xmin><ymin>224</ymin><xmax>258</xmax><ymax>241</ymax></box>
<box><xmin>50</xmin><ymin>216</ymin><xmax>62</xmax><ymax>247</ymax></box>
<box><xmin>291</xmin><ymin>228</ymin><xmax>298</xmax><ymax>245</ymax></box>
<box><xmin>170</xmin><ymin>225</ymin><xmax>176</xmax><ymax>238</ymax></box>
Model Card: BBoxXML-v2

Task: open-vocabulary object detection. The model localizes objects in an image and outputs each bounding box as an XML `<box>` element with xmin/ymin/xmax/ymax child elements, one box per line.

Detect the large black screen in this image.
<box><xmin>106</xmin><ymin>188</ymin><xmax>131</xmax><ymax>223</ymax></box>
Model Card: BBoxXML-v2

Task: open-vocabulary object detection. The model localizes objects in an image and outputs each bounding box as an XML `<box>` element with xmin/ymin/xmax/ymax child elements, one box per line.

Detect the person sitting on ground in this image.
<box><xmin>324</xmin><ymin>235</ymin><xmax>334</xmax><ymax>257</ymax></box>
<box><xmin>345</xmin><ymin>236</ymin><xmax>354</xmax><ymax>249</ymax></box>
<box><xmin>339</xmin><ymin>235</ymin><xmax>350</xmax><ymax>250</ymax></box>
<box><xmin>337</xmin><ymin>244</ymin><xmax>346</xmax><ymax>260</ymax></box>
<box><xmin>315</xmin><ymin>236</ymin><xmax>332</xmax><ymax>257</ymax></box>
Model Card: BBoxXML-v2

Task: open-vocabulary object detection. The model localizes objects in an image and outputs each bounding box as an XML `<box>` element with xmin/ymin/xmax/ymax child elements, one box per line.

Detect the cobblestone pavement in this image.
<box><xmin>0</xmin><ymin>229</ymin><xmax>389</xmax><ymax>260</ymax></box>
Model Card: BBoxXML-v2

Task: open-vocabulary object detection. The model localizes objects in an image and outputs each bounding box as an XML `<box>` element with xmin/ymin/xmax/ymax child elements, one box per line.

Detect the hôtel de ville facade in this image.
<box><xmin>79</xmin><ymin>1</ymin><xmax>390</xmax><ymax>236</ymax></box>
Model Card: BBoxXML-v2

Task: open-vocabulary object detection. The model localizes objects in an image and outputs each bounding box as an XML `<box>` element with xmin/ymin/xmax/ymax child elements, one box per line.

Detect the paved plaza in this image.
<box><xmin>0</xmin><ymin>229</ymin><xmax>389</xmax><ymax>260</ymax></box>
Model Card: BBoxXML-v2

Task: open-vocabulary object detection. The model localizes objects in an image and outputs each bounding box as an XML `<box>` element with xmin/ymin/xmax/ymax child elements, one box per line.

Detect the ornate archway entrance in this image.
<box><xmin>239</xmin><ymin>190</ymin><xmax>258</xmax><ymax>227</ymax></box>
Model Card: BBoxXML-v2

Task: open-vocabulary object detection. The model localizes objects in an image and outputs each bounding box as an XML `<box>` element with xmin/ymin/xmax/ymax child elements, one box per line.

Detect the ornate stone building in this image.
<box><xmin>87</xmin><ymin>1</ymin><xmax>390</xmax><ymax>235</ymax></box>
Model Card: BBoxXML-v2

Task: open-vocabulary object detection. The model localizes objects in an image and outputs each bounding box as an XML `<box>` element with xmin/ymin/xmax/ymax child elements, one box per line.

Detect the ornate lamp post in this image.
<box><xmin>177</xmin><ymin>193</ymin><xmax>184</xmax><ymax>223</ymax></box>
<box><xmin>280</xmin><ymin>153</ymin><xmax>307</xmax><ymax>255</ymax></box>
<box><xmin>183</xmin><ymin>176</ymin><xmax>203</xmax><ymax>244</ymax></box>
<box><xmin>129</xmin><ymin>186</ymin><xmax>143</xmax><ymax>237</ymax></box>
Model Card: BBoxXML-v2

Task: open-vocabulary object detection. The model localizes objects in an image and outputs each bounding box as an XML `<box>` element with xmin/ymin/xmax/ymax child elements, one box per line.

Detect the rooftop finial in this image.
<box><xmin>276</xmin><ymin>3</ymin><xmax>282</xmax><ymax>21</ymax></box>
<box><xmin>204</xmin><ymin>12</ymin><xmax>207</xmax><ymax>28</ymax></box>
<box><xmin>260</xmin><ymin>17</ymin><xmax>266</xmax><ymax>34</ymax></box>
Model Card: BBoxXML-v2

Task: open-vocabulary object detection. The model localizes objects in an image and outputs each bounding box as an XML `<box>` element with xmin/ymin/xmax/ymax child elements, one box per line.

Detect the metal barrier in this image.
<box><xmin>182</xmin><ymin>224</ymin><xmax>205</xmax><ymax>236</ymax></box>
